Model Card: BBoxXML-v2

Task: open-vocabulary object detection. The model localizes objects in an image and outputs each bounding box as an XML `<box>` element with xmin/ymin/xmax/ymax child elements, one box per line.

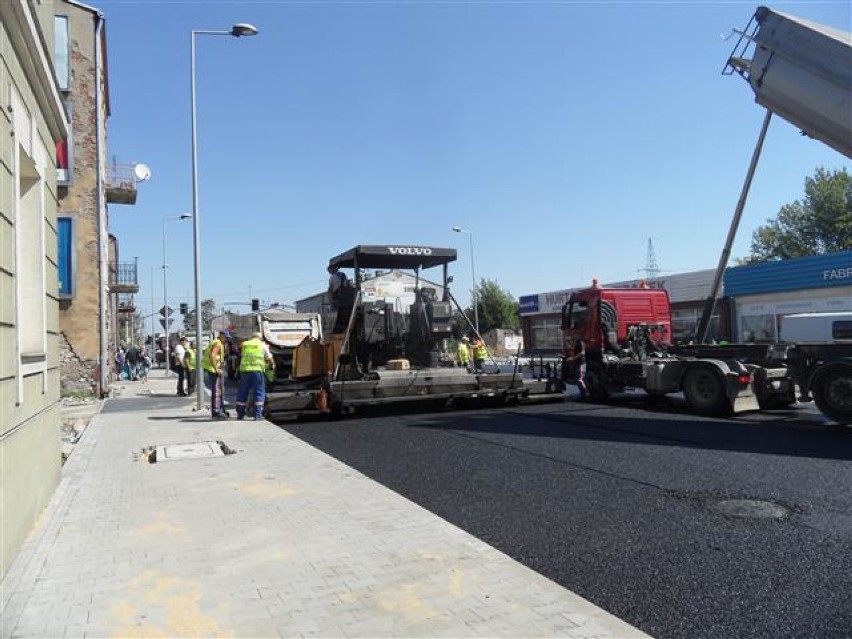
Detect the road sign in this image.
<box><xmin>159</xmin><ymin>318</ymin><xmax>173</xmax><ymax>330</ymax></box>
<box><xmin>159</xmin><ymin>305</ymin><xmax>174</xmax><ymax>317</ymax></box>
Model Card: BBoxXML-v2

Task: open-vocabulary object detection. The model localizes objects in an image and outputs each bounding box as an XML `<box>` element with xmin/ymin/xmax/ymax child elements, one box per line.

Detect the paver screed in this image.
<box><xmin>0</xmin><ymin>369</ymin><xmax>651</xmax><ymax>638</ymax></box>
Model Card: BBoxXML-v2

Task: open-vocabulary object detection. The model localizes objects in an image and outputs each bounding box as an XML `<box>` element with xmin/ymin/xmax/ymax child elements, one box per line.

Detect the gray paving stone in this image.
<box><xmin>1</xmin><ymin>369</ymin><xmax>651</xmax><ymax>638</ymax></box>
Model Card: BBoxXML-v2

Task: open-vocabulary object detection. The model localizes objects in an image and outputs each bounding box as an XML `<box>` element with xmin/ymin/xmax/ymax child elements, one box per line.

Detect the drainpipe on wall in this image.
<box><xmin>94</xmin><ymin>11</ymin><xmax>108</xmax><ymax>397</ymax></box>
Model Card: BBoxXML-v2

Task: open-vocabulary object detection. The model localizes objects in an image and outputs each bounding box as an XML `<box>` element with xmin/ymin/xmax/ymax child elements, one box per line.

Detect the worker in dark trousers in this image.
<box><xmin>235</xmin><ymin>332</ymin><xmax>275</xmax><ymax>421</ymax></box>
<box><xmin>202</xmin><ymin>330</ymin><xmax>230</xmax><ymax>418</ymax></box>
<box><xmin>184</xmin><ymin>339</ymin><xmax>196</xmax><ymax>395</ymax></box>
<box><xmin>175</xmin><ymin>337</ymin><xmax>188</xmax><ymax>396</ymax></box>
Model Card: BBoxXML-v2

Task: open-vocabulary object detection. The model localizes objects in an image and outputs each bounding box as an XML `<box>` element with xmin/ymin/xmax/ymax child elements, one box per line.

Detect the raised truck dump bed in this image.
<box><xmin>725</xmin><ymin>5</ymin><xmax>852</xmax><ymax>158</ymax></box>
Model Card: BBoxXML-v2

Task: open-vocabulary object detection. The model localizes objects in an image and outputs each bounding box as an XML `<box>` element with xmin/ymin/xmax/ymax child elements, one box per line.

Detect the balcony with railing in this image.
<box><xmin>117</xmin><ymin>293</ymin><xmax>136</xmax><ymax>314</ymax></box>
<box><xmin>109</xmin><ymin>261</ymin><xmax>139</xmax><ymax>294</ymax></box>
<box><xmin>105</xmin><ymin>158</ymin><xmax>142</xmax><ymax>205</ymax></box>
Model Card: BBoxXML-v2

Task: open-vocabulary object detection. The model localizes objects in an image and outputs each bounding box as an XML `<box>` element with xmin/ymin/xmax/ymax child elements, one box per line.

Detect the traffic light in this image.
<box><xmin>179</xmin><ymin>302</ymin><xmax>188</xmax><ymax>314</ymax></box>
<box><xmin>251</xmin><ymin>298</ymin><xmax>260</xmax><ymax>311</ymax></box>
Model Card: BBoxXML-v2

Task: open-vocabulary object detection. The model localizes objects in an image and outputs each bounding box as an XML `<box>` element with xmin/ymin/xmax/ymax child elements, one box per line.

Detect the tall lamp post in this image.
<box><xmin>451</xmin><ymin>226</ymin><xmax>479</xmax><ymax>336</ymax></box>
<box><xmin>191</xmin><ymin>23</ymin><xmax>258</xmax><ymax>410</ymax></box>
<box><xmin>162</xmin><ymin>215</ymin><xmax>192</xmax><ymax>374</ymax></box>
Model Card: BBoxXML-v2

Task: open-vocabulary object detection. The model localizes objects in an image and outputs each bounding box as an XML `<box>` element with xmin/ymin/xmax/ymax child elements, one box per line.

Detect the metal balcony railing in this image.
<box><xmin>109</xmin><ymin>261</ymin><xmax>139</xmax><ymax>294</ymax></box>
<box><xmin>105</xmin><ymin>158</ymin><xmax>139</xmax><ymax>205</ymax></box>
<box><xmin>117</xmin><ymin>293</ymin><xmax>136</xmax><ymax>313</ymax></box>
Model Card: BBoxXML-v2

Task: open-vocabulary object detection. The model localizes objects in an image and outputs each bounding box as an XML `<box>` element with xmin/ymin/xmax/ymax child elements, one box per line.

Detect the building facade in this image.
<box><xmin>54</xmin><ymin>0</ymin><xmax>140</xmax><ymax>395</ymax></box>
<box><xmin>724</xmin><ymin>250</ymin><xmax>852</xmax><ymax>342</ymax></box>
<box><xmin>0</xmin><ymin>0</ymin><xmax>69</xmax><ymax>580</ymax></box>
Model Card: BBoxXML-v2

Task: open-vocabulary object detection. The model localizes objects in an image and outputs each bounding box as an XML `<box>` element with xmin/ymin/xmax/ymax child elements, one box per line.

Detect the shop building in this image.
<box><xmin>724</xmin><ymin>250</ymin><xmax>852</xmax><ymax>342</ymax></box>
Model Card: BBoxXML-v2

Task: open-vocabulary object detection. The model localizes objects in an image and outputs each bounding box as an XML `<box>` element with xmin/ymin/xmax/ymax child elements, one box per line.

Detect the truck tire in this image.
<box><xmin>682</xmin><ymin>367</ymin><xmax>728</xmax><ymax>416</ymax></box>
<box><xmin>585</xmin><ymin>361</ymin><xmax>609</xmax><ymax>401</ymax></box>
<box><xmin>812</xmin><ymin>367</ymin><xmax>852</xmax><ymax>425</ymax></box>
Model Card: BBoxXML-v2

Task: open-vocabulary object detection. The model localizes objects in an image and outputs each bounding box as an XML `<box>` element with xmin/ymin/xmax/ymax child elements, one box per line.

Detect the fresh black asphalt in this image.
<box><xmin>282</xmin><ymin>399</ymin><xmax>852</xmax><ymax>639</ymax></box>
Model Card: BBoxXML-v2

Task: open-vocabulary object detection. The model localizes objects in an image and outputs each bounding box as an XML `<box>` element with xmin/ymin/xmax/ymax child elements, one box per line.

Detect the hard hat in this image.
<box><xmin>461</xmin><ymin>336</ymin><xmax>469</xmax><ymax>342</ymax></box>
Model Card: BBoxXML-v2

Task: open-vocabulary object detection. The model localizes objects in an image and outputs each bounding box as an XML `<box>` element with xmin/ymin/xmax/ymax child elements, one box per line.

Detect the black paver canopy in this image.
<box><xmin>328</xmin><ymin>245</ymin><xmax>457</xmax><ymax>271</ymax></box>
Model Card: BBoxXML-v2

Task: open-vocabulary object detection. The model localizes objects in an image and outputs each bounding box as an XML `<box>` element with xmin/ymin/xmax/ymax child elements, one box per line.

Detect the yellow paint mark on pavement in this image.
<box><xmin>131</xmin><ymin>512</ymin><xmax>188</xmax><ymax>542</ymax></box>
<box><xmin>109</xmin><ymin>569</ymin><xmax>232</xmax><ymax>638</ymax></box>
<box><xmin>377</xmin><ymin>583</ymin><xmax>435</xmax><ymax>622</ymax></box>
<box><xmin>449</xmin><ymin>569</ymin><xmax>464</xmax><ymax>598</ymax></box>
<box><xmin>236</xmin><ymin>475</ymin><xmax>303</xmax><ymax>499</ymax></box>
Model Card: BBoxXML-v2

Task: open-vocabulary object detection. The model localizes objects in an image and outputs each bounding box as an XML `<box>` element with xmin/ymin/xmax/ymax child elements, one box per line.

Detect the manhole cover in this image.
<box><xmin>712</xmin><ymin>499</ymin><xmax>788</xmax><ymax>519</ymax></box>
<box><xmin>155</xmin><ymin>441</ymin><xmax>226</xmax><ymax>462</ymax></box>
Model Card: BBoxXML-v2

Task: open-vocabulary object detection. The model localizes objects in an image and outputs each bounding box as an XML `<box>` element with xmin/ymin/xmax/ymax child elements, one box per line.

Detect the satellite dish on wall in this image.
<box><xmin>134</xmin><ymin>163</ymin><xmax>152</xmax><ymax>181</ymax></box>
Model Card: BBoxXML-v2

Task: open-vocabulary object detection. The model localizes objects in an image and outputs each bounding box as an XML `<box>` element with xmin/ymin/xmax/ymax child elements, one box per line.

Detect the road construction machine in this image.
<box><xmin>215</xmin><ymin>309</ymin><xmax>322</xmax><ymax>388</ymax></box>
<box><xmin>265</xmin><ymin>245</ymin><xmax>563</xmax><ymax>419</ymax></box>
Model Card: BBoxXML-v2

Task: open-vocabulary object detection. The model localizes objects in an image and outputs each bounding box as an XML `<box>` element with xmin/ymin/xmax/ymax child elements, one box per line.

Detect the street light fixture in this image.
<box><xmin>452</xmin><ymin>226</ymin><xmax>479</xmax><ymax>336</ymax></box>
<box><xmin>190</xmin><ymin>23</ymin><xmax>258</xmax><ymax>410</ymax></box>
<box><xmin>162</xmin><ymin>214</ymin><xmax>192</xmax><ymax>374</ymax></box>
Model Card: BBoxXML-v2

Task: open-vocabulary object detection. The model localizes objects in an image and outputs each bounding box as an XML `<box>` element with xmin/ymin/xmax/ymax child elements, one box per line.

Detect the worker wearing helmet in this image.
<box><xmin>235</xmin><ymin>331</ymin><xmax>275</xmax><ymax>421</ymax></box>
<box><xmin>456</xmin><ymin>336</ymin><xmax>471</xmax><ymax>371</ymax></box>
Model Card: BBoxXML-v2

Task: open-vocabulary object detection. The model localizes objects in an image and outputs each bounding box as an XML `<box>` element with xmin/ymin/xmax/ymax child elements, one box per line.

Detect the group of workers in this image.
<box><xmin>174</xmin><ymin>329</ymin><xmax>275</xmax><ymax>421</ymax></box>
<box><xmin>455</xmin><ymin>335</ymin><xmax>488</xmax><ymax>372</ymax></box>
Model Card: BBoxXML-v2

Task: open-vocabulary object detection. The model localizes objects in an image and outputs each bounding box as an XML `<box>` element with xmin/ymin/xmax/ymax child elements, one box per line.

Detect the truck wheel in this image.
<box><xmin>585</xmin><ymin>361</ymin><xmax>609</xmax><ymax>401</ymax></box>
<box><xmin>682</xmin><ymin>367</ymin><xmax>728</xmax><ymax>416</ymax></box>
<box><xmin>813</xmin><ymin>368</ymin><xmax>852</xmax><ymax>425</ymax></box>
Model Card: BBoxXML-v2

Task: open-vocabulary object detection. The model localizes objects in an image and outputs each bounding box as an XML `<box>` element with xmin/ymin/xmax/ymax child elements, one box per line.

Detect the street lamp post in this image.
<box><xmin>451</xmin><ymin>226</ymin><xmax>479</xmax><ymax>336</ymax></box>
<box><xmin>162</xmin><ymin>215</ymin><xmax>191</xmax><ymax>375</ymax></box>
<box><xmin>191</xmin><ymin>22</ymin><xmax>258</xmax><ymax>411</ymax></box>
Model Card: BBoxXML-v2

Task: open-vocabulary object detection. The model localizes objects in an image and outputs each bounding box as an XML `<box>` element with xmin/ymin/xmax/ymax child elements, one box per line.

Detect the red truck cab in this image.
<box><xmin>561</xmin><ymin>283</ymin><xmax>673</xmax><ymax>358</ymax></box>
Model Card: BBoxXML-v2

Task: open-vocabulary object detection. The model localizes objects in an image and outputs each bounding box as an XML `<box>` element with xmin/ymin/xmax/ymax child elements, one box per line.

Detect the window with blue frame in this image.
<box><xmin>58</xmin><ymin>216</ymin><xmax>73</xmax><ymax>297</ymax></box>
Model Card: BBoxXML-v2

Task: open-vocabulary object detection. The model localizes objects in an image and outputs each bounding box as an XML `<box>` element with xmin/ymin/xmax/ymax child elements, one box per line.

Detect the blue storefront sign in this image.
<box><xmin>724</xmin><ymin>250</ymin><xmax>852</xmax><ymax>296</ymax></box>
<box><xmin>519</xmin><ymin>295</ymin><xmax>539</xmax><ymax>314</ymax></box>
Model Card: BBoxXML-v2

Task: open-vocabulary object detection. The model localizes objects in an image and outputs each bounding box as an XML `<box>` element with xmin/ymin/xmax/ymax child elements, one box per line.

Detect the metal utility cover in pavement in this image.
<box><xmin>156</xmin><ymin>441</ymin><xmax>225</xmax><ymax>461</ymax></box>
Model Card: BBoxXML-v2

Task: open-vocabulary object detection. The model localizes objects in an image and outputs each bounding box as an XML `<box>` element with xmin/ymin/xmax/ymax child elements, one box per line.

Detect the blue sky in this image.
<box><xmin>98</xmin><ymin>0</ymin><xmax>851</xmax><ymax>320</ymax></box>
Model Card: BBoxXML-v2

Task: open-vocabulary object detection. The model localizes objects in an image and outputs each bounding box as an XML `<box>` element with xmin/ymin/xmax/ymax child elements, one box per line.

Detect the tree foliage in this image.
<box><xmin>460</xmin><ymin>279</ymin><xmax>519</xmax><ymax>334</ymax></box>
<box><xmin>182</xmin><ymin>298</ymin><xmax>217</xmax><ymax>332</ymax></box>
<box><xmin>744</xmin><ymin>167</ymin><xmax>851</xmax><ymax>263</ymax></box>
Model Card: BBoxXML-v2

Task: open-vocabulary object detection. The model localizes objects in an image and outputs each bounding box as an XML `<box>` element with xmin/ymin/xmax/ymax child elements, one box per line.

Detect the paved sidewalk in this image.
<box><xmin>1</xmin><ymin>369</ymin><xmax>650</xmax><ymax>638</ymax></box>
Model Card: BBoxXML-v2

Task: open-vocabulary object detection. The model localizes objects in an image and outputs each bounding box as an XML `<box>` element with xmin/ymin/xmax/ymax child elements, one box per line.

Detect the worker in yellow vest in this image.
<box><xmin>183</xmin><ymin>340</ymin><xmax>196</xmax><ymax>395</ymax></box>
<box><xmin>472</xmin><ymin>337</ymin><xmax>488</xmax><ymax>372</ymax></box>
<box><xmin>203</xmin><ymin>329</ymin><xmax>230</xmax><ymax>418</ymax></box>
<box><xmin>236</xmin><ymin>332</ymin><xmax>275</xmax><ymax>421</ymax></box>
<box><xmin>456</xmin><ymin>336</ymin><xmax>471</xmax><ymax>371</ymax></box>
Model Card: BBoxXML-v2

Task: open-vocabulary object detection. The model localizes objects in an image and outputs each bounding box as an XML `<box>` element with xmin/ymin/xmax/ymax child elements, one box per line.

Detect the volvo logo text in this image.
<box><xmin>388</xmin><ymin>247</ymin><xmax>433</xmax><ymax>256</ymax></box>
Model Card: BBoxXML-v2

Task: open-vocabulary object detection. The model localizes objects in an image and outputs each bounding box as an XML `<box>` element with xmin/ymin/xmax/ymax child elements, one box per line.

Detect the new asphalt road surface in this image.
<box><xmin>282</xmin><ymin>396</ymin><xmax>852</xmax><ymax>639</ymax></box>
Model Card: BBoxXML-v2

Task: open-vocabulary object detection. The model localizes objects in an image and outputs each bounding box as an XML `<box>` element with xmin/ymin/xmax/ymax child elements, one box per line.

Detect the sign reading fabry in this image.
<box><xmin>824</xmin><ymin>267</ymin><xmax>852</xmax><ymax>280</ymax></box>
